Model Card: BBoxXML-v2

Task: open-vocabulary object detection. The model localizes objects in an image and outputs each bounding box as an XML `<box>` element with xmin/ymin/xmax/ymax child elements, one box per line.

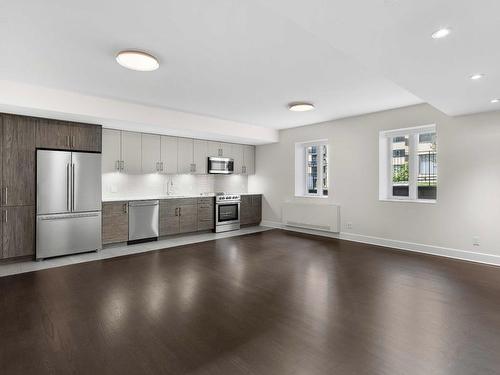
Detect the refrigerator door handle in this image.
<box><xmin>71</xmin><ymin>163</ymin><xmax>75</xmax><ymax>211</ymax></box>
<box><xmin>66</xmin><ymin>163</ymin><xmax>70</xmax><ymax>211</ymax></box>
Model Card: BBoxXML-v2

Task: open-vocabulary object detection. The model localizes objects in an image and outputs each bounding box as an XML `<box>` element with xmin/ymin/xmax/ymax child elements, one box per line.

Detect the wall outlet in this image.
<box><xmin>345</xmin><ymin>222</ymin><xmax>353</xmax><ymax>230</ymax></box>
<box><xmin>473</xmin><ymin>236</ymin><xmax>480</xmax><ymax>246</ymax></box>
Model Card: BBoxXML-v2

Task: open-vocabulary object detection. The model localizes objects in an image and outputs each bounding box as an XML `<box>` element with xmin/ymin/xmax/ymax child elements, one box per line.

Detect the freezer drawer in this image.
<box><xmin>36</xmin><ymin>212</ymin><xmax>102</xmax><ymax>259</ymax></box>
<box><xmin>129</xmin><ymin>200</ymin><xmax>159</xmax><ymax>241</ymax></box>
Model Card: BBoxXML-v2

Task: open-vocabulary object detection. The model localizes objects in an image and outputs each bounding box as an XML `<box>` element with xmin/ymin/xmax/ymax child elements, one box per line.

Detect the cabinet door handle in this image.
<box><xmin>179</xmin><ymin>207</ymin><xmax>182</xmax><ymax>216</ymax></box>
<box><xmin>120</xmin><ymin>161</ymin><xmax>124</xmax><ymax>171</ymax></box>
<box><xmin>3</xmin><ymin>209</ymin><xmax>7</xmax><ymax>223</ymax></box>
<box><xmin>123</xmin><ymin>203</ymin><xmax>128</xmax><ymax>214</ymax></box>
<box><xmin>115</xmin><ymin>160</ymin><xmax>120</xmax><ymax>171</ymax></box>
<box><xmin>155</xmin><ymin>162</ymin><xmax>159</xmax><ymax>172</ymax></box>
<box><xmin>66</xmin><ymin>135</ymin><xmax>70</xmax><ymax>148</ymax></box>
<box><xmin>161</xmin><ymin>162</ymin><xmax>164</xmax><ymax>171</ymax></box>
<box><xmin>4</xmin><ymin>187</ymin><xmax>7</xmax><ymax>205</ymax></box>
<box><xmin>175</xmin><ymin>207</ymin><xmax>178</xmax><ymax>216</ymax></box>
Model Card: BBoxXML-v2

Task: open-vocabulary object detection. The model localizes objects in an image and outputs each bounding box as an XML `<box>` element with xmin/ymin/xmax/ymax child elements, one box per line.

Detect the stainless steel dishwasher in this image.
<box><xmin>128</xmin><ymin>200</ymin><xmax>159</xmax><ymax>243</ymax></box>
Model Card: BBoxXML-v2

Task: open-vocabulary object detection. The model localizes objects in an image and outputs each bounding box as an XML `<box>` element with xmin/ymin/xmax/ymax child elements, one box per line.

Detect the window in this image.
<box><xmin>295</xmin><ymin>140</ymin><xmax>328</xmax><ymax>197</ymax></box>
<box><xmin>379</xmin><ymin>125</ymin><xmax>437</xmax><ymax>202</ymax></box>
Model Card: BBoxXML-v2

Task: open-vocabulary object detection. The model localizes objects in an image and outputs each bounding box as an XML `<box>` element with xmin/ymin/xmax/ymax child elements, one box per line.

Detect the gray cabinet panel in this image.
<box><xmin>71</xmin><ymin>123</ymin><xmax>102</xmax><ymax>152</ymax></box>
<box><xmin>102</xmin><ymin>129</ymin><xmax>121</xmax><ymax>173</ymax></box>
<box><xmin>179</xmin><ymin>203</ymin><xmax>197</xmax><ymax>233</ymax></box>
<box><xmin>102</xmin><ymin>202</ymin><xmax>128</xmax><ymax>244</ymax></box>
<box><xmin>121</xmin><ymin>131</ymin><xmax>142</xmax><ymax>174</ymax></box>
<box><xmin>178</xmin><ymin>138</ymin><xmax>194</xmax><ymax>174</ymax></box>
<box><xmin>2</xmin><ymin>114</ymin><xmax>36</xmax><ymax>206</ymax></box>
<box><xmin>2</xmin><ymin>205</ymin><xmax>35</xmax><ymax>258</ymax></box>
<box><xmin>240</xmin><ymin>194</ymin><xmax>261</xmax><ymax>226</ymax></box>
<box><xmin>160</xmin><ymin>136</ymin><xmax>178</xmax><ymax>174</ymax></box>
<box><xmin>197</xmin><ymin>197</ymin><xmax>214</xmax><ymax>231</ymax></box>
<box><xmin>141</xmin><ymin>133</ymin><xmax>161</xmax><ymax>173</ymax></box>
<box><xmin>36</xmin><ymin>119</ymin><xmax>72</xmax><ymax>150</ymax></box>
<box><xmin>159</xmin><ymin>199</ymin><xmax>180</xmax><ymax>236</ymax></box>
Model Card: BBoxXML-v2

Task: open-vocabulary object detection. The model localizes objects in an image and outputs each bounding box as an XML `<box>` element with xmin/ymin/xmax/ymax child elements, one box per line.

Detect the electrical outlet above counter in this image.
<box><xmin>102</xmin><ymin>129</ymin><xmax>255</xmax><ymax>175</ymax></box>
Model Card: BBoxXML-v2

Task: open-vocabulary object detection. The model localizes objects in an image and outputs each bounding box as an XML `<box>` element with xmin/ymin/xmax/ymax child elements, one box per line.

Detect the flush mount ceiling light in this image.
<box><xmin>288</xmin><ymin>102</ymin><xmax>315</xmax><ymax>112</ymax></box>
<box><xmin>431</xmin><ymin>28</ymin><xmax>451</xmax><ymax>39</ymax></box>
<box><xmin>491</xmin><ymin>98</ymin><xmax>500</xmax><ymax>104</ymax></box>
<box><xmin>116</xmin><ymin>50</ymin><xmax>159</xmax><ymax>71</ymax></box>
<box><xmin>470</xmin><ymin>73</ymin><xmax>485</xmax><ymax>80</ymax></box>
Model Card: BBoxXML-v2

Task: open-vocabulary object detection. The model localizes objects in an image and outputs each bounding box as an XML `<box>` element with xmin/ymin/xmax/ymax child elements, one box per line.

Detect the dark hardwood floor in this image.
<box><xmin>1</xmin><ymin>229</ymin><xmax>500</xmax><ymax>375</ymax></box>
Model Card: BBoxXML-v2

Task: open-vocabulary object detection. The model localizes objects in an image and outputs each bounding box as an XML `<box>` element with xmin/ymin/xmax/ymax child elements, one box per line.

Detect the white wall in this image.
<box><xmin>102</xmin><ymin>173</ymin><xmax>248</xmax><ymax>200</ymax></box>
<box><xmin>249</xmin><ymin>104</ymin><xmax>500</xmax><ymax>263</ymax></box>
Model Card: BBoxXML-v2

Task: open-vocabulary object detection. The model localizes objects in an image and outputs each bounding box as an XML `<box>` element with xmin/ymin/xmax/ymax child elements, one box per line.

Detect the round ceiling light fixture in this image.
<box><xmin>491</xmin><ymin>98</ymin><xmax>500</xmax><ymax>104</ymax></box>
<box><xmin>431</xmin><ymin>28</ymin><xmax>451</xmax><ymax>39</ymax></box>
<box><xmin>470</xmin><ymin>73</ymin><xmax>485</xmax><ymax>80</ymax></box>
<box><xmin>116</xmin><ymin>50</ymin><xmax>159</xmax><ymax>71</ymax></box>
<box><xmin>288</xmin><ymin>102</ymin><xmax>315</xmax><ymax>112</ymax></box>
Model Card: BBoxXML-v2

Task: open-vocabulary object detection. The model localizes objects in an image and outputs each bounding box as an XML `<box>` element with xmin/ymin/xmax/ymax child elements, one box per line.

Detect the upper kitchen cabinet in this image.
<box><xmin>178</xmin><ymin>138</ymin><xmax>194</xmax><ymax>174</ymax></box>
<box><xmin>121</xmin><ymin>131</ymin><xmax>142</xmax><ymax>174</ymax></box>
<box><xmin>243</xmin><ymin>145</ymin><xmax>255</xmax><ymax>175</ymax></box>
<box><xmin>231</xmin><ymin>144</ymin><xmax>243</xmax><ymax>174</ymax></box>
<box><xmin>71</xmin><ymin>123</ymin><xmax>102</xmax><ymax>152</ymax></box>
<box><xmin>102</xmin><ymin>128</ymin><xmax>121</xmax><ymax>173</ymax></box>
<box><xmin>208</xmin><ymin>141</ymin><xmax>231</xmax><ymax>157</ymax></box>
<box><xmin>101</xmin><ymin>128</ymin><xmax>255</xmax><ymax>175</ymax></box>
<box><xmin>36</xmin><ymin>119</ymin><xmax>72</xmax><ymax>150</ymax></box>
<box><xmin>2</xmin><ymin>114</ymin><xmax>36</xmax><ymax>206</ymax></box>
<box><xmin>193</xmin><ymin>140</ymin><xmax>208</xmax><ymax>174</ymax></box>
<box><xmin>36</xmin><ymin>119</ymin><xmax>101</xmax><ymax>152</ymax></box>
<box><xmin>161</xmin><ymin>136</ymin><xmax>178</xmax><ymax>174</ymax></box>
<box><xmin>141</xmin><ymin>133</ymin><xmax>161</xmax><ymax>173</ymax></box>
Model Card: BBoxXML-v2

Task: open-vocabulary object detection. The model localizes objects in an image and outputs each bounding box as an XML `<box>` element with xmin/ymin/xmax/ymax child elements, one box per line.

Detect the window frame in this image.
<box><xmin>379</xmin><ymin>125</ymin><xmax>437</xmax><ymax>203</ymax></box>
<box><xmin>295</xmin><ymin>140</ymin><xmax>329</xmax><ymax>198</ymax></box>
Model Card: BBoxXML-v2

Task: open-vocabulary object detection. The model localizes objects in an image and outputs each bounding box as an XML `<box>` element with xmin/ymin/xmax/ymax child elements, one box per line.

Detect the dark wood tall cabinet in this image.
<box><xmin>0</xmin><ymin>113</ymin><xmax>102</xmax><ymax>260</ymax></box>
<box><xmin>2</xmin><ymin>114</ymin><xmax>36</xmax><ymax>206</ymax></box>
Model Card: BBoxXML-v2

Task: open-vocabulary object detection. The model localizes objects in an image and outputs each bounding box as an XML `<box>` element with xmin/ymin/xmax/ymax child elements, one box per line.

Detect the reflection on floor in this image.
<box><xmin>0</xmin><ymin>226</ymin><xmax>271</xmax><ymax>277</ymax></box>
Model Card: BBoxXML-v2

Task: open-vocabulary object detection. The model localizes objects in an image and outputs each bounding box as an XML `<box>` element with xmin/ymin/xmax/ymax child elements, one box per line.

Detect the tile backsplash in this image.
<box><xmin>102</xmin><ymin>173</ymin><xmax>248</xmax><ymax>199</ymax></box>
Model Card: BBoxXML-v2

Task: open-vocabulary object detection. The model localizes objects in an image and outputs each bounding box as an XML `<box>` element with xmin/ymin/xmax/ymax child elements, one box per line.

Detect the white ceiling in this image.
<box><xmin>0</xmin><ymin>0</ymin><xmax>498</xmax><ymax>134</ymax></box>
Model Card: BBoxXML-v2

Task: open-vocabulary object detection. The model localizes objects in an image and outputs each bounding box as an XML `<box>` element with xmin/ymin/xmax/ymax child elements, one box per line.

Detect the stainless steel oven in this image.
<box><xmin>215</xmin><ymin>194</ymin><xmax>240</xmax><ymax>232</ymax></box>
<box><xmin>208</xmin><ymin>157</ymin><xmax>234</xmax><ymax>174</ymax></box>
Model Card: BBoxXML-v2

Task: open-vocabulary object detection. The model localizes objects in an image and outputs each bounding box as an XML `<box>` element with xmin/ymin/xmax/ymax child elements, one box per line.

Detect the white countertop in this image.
<box><xmin>102</xmin><ymin>193</ymin><xmax>261</xmax><ymax>202</ymax></box>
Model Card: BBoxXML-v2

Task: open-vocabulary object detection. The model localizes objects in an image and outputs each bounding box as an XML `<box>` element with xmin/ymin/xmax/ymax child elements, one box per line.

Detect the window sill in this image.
<box><xmin>379</xmin><ymin>198</ymin><xmax>437</xmax><ymax>204</ymax></box>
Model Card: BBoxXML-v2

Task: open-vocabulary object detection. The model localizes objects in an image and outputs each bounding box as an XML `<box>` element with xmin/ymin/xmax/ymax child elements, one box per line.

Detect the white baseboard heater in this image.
<box><xmin>282</xmin><ymin>202</ymin><xmax>340</xmax><ymax>233</ymax></box>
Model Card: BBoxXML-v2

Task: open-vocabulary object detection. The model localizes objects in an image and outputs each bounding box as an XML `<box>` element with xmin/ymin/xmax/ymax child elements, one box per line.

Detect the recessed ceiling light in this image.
<box><xmin>431</xmin><ymin>28</ymin><xmax>451</xmax><ymax>39</ymax></box>
<box><xmin>288</xmin><ymin>102</ymin><xmax>315</xmax><ymax>112</ymax></box>
<box><xmin>116</xmin><ymin>50</ymin><xmax>159</xmax><ymax>71</ymax></box>
<box><xmin>470</xmin><ymin>73</ymin><xmax>485</xmax><ymax>80</ymax></box>
<box><xmin>491</xmin><ymin>98</ymin><xmax>500</xmax><ymax>104</ymax></box>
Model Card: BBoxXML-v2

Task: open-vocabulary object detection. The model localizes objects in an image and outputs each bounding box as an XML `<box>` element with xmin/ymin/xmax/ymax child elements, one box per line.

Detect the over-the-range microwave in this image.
<box><xmin>208</xmin><ymin>157</ymin><xmax>234</xmax><ymax>174</ymax></box>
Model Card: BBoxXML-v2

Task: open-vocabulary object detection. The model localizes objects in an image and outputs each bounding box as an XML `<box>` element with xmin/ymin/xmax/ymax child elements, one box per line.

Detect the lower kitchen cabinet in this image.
<box><xmin>240</xmin><ymin>194</ymin><xmax>262</xmax><ymax>226</ymax></box>
<box><xmin>160</xmin><ymin>199</ymin><xmax>180</xmax><ymax>236</ymax></box>
<box><xmin>197</xmin><ymin>197</ymin><xmax>214</xmax><ymax>231</ymax></box>
<box><xmin>179</xmin><ymin>201</ymin><xmax>198</xmax><ymax>233</ymax></box>
<box><xmin>1</xmin><ymin>205</ymin><xmax>35</xmax><ymax>259</ymax></box>
<box><xmin>102</xmin><ymin>201</ymin><xmax>129</xmax><ymax>244</ymax></box>
<box><xmin>160</xmin><ymin>198</ymin><xmax>209</xmax><ymax>236</ymax></box>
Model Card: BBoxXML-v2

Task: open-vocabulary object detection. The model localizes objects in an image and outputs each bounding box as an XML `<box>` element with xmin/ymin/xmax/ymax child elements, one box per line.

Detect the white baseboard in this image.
<box><xmin>260</xmin><ymin>220</ymin><xmax>500</xmax><ymax>267</ymax></box>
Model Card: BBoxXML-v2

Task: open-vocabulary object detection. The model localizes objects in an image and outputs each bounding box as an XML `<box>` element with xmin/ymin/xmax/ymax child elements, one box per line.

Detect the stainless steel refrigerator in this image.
<box><xmin>36</xmin><ymin>150</ymin><xmax>102</xmax><ymax>259</ymax></box>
